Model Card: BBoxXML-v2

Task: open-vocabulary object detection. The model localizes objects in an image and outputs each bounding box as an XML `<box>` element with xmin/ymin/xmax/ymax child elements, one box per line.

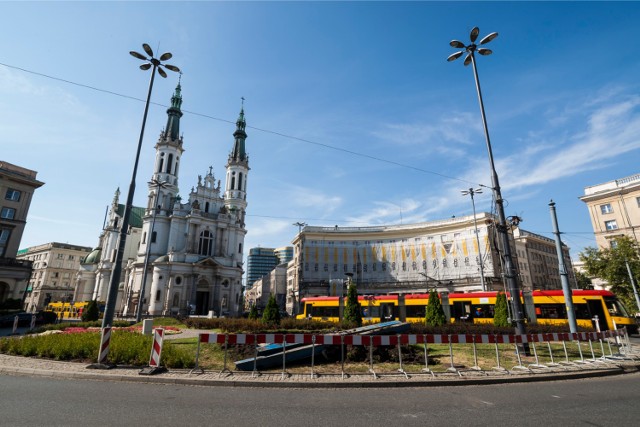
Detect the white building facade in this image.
<box><xmin>81</xmin><ymin>84</ymin><xmax>249</xmax><ymax>317</ymax></box>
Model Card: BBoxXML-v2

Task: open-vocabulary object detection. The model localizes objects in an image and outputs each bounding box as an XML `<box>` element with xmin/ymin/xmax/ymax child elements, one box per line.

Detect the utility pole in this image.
<box><xmin>549</xmin><ymin>200</ymin><xmax>577</xmax><ymax>333</ymax></box>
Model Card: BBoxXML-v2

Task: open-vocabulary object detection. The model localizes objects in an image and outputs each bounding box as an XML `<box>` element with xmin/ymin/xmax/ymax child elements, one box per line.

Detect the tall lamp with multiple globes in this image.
<box><xmin>101</xmin><ymin>44</ymin><xmax>180</xmax><ymax>331</ymax></box>
<box><xmin>448</xmin><ymin>28</ymin><xmax>527</xmax><ymax>337</ymax></box>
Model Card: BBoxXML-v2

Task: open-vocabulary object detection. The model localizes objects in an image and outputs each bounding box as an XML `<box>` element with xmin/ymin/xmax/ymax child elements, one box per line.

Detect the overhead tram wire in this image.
<box><xmin>0</xmin><ymin>61</ymin><xmax>486</xmax><ymax>189</ymax></box>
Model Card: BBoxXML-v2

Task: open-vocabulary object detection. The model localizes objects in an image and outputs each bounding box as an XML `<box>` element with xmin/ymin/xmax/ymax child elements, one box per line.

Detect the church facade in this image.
<box><xmin>79</xmin><ymin>83</ymin><xmax>249</xmax><ymax>317</ymax></box>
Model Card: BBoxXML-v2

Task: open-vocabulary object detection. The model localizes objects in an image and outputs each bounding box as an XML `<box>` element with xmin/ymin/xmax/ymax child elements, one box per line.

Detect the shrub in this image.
<box><xmin>343</xmin><ymin>283</ymin><xmax>362</xmax><ymax>327</ymax></box>
<box><xmin>248</xmin><ymin>305</ymin><xmax>259</xmax><ymax>320</ymax></box>
<box><xmin>493</xmin><ymin>292</ymin><xmax>510</xmax><ymax>327</ymax></box>
<box><xmin>425</xmin><ymin>290</ymin><xmax>446</xmax><ymax>326</ymax></box>
<box><xmin>82</xmin><ymin>300</ymin><xmax>100</xmax><ymax>322</ymax></box>
<box><xmin>261</xmin><ymin>295</ymin><xmax>281</xmax><ymax>326</ymax></box>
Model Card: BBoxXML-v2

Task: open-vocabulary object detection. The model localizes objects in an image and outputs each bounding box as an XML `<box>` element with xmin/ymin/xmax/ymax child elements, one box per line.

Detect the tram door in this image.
<box><xmin>452</xmin><ymin>301</ymin><xmax>472</xmax><ymax>322</ymax></box>
<box><xmin>587</xmin><ymin>299</ymin><xmax>607</xmax><ymax>331</ymax></box>
<box><xmin>380</xmin><ymin>303</ymin><xmax>395</xmax><ymax>321</ymax></box>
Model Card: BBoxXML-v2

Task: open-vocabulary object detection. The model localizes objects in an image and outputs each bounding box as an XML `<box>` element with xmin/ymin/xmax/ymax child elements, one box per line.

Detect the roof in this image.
<box><xmin>115</xmin><ymin>204</ymin><xmax>145</xmax><ymax>229</ymax></box>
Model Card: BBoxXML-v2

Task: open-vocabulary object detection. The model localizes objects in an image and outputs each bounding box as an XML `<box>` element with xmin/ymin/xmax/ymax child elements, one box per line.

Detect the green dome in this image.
<box><xmin>82</xmin><ymin>248</ymin><xmax>102</xmax><ymax>264</ymax></box>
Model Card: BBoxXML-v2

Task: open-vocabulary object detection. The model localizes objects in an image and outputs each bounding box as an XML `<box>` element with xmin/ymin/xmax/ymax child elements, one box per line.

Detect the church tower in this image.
<box><xmin>130</xmin><ymin>82</ymin><xmax>184</xmax><ymax>316</ymax></box>
<box><xmin>224</xmin><ymin>101</ymin><xmax>250</xmax><ymax>225</ymax></box>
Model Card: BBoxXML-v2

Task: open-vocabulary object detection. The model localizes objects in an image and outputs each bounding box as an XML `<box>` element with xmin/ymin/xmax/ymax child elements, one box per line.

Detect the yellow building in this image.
<box><xmin>579</xmin><ymin>173</ymin><xmax>640</xmax><ymax>249</ymax></box>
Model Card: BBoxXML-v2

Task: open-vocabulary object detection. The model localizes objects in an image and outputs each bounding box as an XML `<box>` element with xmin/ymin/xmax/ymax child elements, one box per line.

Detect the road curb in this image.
<box><xmin>1</xmin><ymin>362</ymin><xmax>638</xmax><ymax>388</ymax></box>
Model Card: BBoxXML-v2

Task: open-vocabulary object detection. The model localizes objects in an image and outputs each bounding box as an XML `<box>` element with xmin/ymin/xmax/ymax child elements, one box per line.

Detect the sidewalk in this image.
<box><xmin>2</xmin><ymin>347</ymin><xmax>639</xmax><ymax>388</ymax></box>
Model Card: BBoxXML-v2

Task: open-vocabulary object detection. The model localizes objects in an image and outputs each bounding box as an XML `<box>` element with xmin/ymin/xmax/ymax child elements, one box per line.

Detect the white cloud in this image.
<box><xmin>503</xmin><ymin>95</ymin><xmax>640</xmax><ymax>189</ymax></box>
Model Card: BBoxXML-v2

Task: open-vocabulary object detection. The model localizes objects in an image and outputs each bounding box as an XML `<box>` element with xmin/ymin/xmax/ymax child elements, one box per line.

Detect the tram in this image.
<box><xmin>297</xmin><ymin>290</ymin><xmax>638</xmax><ymax>333</ymax></box>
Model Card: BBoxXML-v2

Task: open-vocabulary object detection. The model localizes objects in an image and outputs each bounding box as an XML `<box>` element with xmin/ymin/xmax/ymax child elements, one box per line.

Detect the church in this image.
<box><xmin>76</xmin><ymin>83</ymin><xmax>249</xmax><ymax>317</ymax></box>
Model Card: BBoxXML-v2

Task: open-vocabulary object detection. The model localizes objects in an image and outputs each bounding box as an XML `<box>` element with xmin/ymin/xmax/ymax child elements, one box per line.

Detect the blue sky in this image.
<box><xmin>2</xmin><ymin>1</ymin><xmax>640</xmax><ymax>266</ymax></box>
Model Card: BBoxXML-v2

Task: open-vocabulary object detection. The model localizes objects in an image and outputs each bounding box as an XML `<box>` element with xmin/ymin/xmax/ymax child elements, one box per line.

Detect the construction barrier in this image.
<box><xmin>197</xmin><ymin>330</ymin><xmax>623</xmax><ymax>346</ymax></box>
<box><xmin>149</xmin><ymin>328</ymin><xmax>165</xmax><ymax>368</ymax></box>
<box><xmin>190</xmin><ymin>328</ymin><xmax>634</xmax><ymax>379</ymax></box>
<box><xmin>140</xmin><ymin>328</ymin><xmax>166</xmax><ymax>375</ymax></box>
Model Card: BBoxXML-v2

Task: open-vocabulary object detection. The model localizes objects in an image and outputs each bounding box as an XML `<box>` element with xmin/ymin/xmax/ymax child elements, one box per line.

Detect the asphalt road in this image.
<box><xmin>1</xmin><ymin>372</ymin><xmax>639</xmax><ymax>427</ymax></box>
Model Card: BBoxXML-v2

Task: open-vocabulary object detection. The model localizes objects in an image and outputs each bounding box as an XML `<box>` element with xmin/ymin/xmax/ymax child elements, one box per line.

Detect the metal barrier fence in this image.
<box><xmin>188</xmin><ymin>328</ymin><xmax>636</xmax><ymax>379</ymax></box>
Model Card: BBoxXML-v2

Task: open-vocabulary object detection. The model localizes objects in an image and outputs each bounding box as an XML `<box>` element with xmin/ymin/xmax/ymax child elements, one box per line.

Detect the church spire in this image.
<box><xmin>163</xmin><ymin>77</ymin><xmax>183</xmax><ymax>141</ymax></box>
<box><xmin>229</xmin><ymin>97</ymin><xmax>247</xmax><ymax>163</ymax></box>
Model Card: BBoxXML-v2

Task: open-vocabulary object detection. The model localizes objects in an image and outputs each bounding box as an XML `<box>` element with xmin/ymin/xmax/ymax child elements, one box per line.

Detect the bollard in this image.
<box><xmin>29</xmin><ymin>314</ymin><xmax>36</xmax><ymax>332</ymax></box>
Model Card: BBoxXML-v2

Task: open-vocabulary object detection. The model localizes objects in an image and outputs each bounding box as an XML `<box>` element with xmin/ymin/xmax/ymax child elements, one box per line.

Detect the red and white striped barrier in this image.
<box><xmin>148</xmin><ymin>328</ymin><xmax>165</xmax><ymax>368</ymax></box>
<box><xmin>198</xmin><ymin>329</ymin><xmax>624</xmax><ymax>346</ymax></box>
<box><xmin>97</xmin><ymin>326</ymin><xmax>112</xmax><ymax>364</ymax></box>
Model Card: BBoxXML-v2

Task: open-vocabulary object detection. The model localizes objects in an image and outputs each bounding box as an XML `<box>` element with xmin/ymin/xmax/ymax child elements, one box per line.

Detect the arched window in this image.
<box><xmin>198</xmin><ymin>230</ymin><xmax>213</xmax><ymax>256</ymax></box>
<box><xmin>175</xmin><ymin>157</ymin><xmax>179</xmax><ymax>175</ymax></box>
<box><xmin>238</xmin><ymin>172</ymin><xmax>243</xmax><ymax>191</ymax></box>
<box><xmin>172</xmin><ymin>294</ymin><xmax>179</xmax><ymax>307</ymax></box>
<box><xmin>166</xmin><ymin>153</ymin><xmax>173</xmax><ymax>174</ymax></box>
<box><xmin>158</xmin><ymin>153</ymin><xmax>164</xmax><ymax>173</ymax></box>
<box><xmin>230</xmin><ymin>172</ymin><xmax>236</xmax><ymax>191</ymax></box>
<box><xmin>205</xmin><ymin>202</ymin><xmax>210</xmax><ymax>213</ymax></box>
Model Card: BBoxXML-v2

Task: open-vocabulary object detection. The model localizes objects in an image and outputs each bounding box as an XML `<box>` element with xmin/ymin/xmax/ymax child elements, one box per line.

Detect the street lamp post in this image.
<box><xmin>135</xmin><ymin>179</ymin><xmax>169</xmax><ymax>322</ymax></box>
<box><xmin>448</xmin><ymin>28</ymin><xmax>527</xmax><ymax>337</ymax></box>
<box><xmin>461</xmin><ymin>188</ymin><xmax>486</xmax><ymax>292</ymax></box>
<box><xmin>101</xmin><ymin>44</ymin><xmax>180</xmax><ymax>329</ymax></box>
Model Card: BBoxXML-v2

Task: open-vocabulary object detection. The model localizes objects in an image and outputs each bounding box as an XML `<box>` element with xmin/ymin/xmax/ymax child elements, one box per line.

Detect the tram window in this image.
<box><xmin>604</xmin><ymin>297</ymin><xmax>630</xmax><ymax>317</ymax></box>
<box><xmin>535</xmin><ymin>304</ymin><xmax>567</xmax><ymax>319</ymax></box>
<box><xmin>573</xmin><ymin>304</ymin><xmax>591</xmax><ymax>319</ymax></box>
<box><xmin>406</xmin><ymin>305</ymin><xmax>426</xmax><ymax>318</ymax></box>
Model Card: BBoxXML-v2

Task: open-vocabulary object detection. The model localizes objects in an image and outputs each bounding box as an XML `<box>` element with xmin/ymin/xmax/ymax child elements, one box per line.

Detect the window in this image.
<box><xmin>637</xmin><ymin>197</ymin><xmax>640</xmax><ymax>208</ymax></box>
<box><xmin>1</xmin><ymin>207</ymin><xmax>16</xmax><ymax>219</ymax></box>
<box><xmin>604</xmin><ymin>220</ymin><xmax>618</xmax><ymax>230</ymax></box>
<box><xmin>0</xmin><ymin>228</ymin><xmax>10</xmax><ymax>257</ymax></box>
<box><xmin>5</xmin><ymin>188</ymin><xmax>21</xmax><ymax>201</ymax></box>
<box><xmin>151</xmin><ymin>231</ymin><xmax>157</xmax><ymax>243</ymax></box>
<box><xmin>610</xmin><ymin>240</ymin><xmax>618</xmax><ymax>249</ymax></box>
<box><xmin>600</xmin><ymin>203</ymin><xmax>613</xmax><ymax>214</ymax></box>
<box><xmin>198</xmin><ymin>230</ymin><xmax>213</xmax><ymax>256</ymax></box>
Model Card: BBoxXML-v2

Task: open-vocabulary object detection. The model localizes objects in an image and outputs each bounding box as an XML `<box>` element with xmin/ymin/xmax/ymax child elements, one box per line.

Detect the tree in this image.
<box><xmin>580</xmin><ymin>236</ymin><xmax>640</xmax><ymax>312</ymax></box>
<box><xmin>261</xmin><ymin>294</ymin><xmax>281</xmax><ymax>325</ymax></box>
<box><xmin>574</xmin><ymin>269</ymin><xmax>594</xmax><ymax>290</ymax></box>
<box><xmin>493</xmin><ymin>292</ymin><xmax>510</xmax><ymax>327</ymax></box>
<box><xmin>425</xmin><ymin>290</ymin><xmax>446</xmax><ymax>326</ymax></box>
<box><xmin>343</xmin><ymin>282</ymin><xmax>362</xmax><ymax>326</ymax></box>
<box><xmin>82</xmin><ymin>300</ymin><xmax>100</xmax><ymax>322</ymax></box>
<box><xmin>248</xmin><ymin>304</ymin><xmax>259</xmax><ymax>320</ymax></box>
